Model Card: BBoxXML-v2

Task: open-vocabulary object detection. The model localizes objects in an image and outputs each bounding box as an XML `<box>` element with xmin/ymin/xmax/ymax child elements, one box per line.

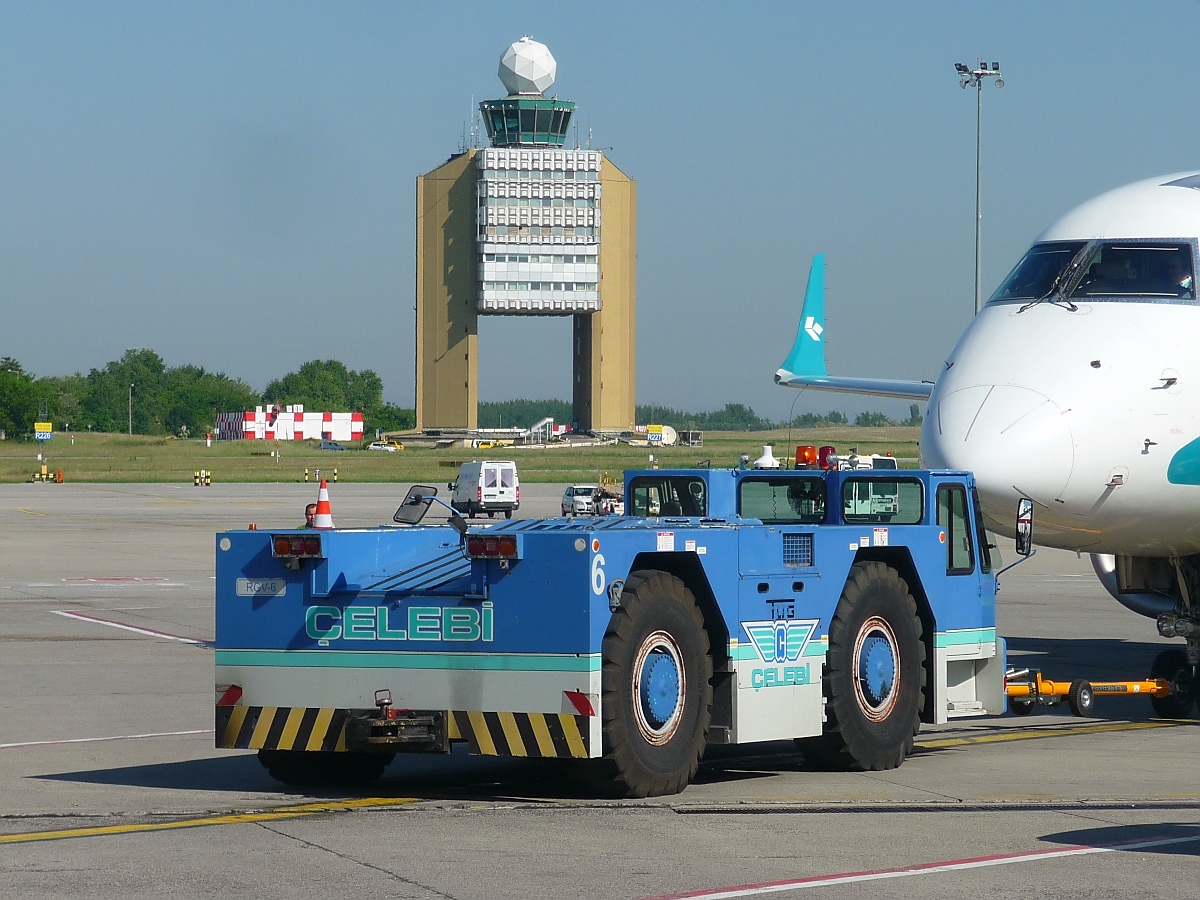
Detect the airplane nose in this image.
<box><xmin>922</xmin><ymin>385</ymin><xmax>1074</xmax><ymax>507</ymax></box>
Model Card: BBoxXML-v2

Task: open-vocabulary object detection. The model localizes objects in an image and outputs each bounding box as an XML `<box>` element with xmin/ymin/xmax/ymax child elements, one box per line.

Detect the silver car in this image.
<box><xmin>561</xmin><ymin>484</ymin><xmax>598</xmax><ymax>516</ymax></box>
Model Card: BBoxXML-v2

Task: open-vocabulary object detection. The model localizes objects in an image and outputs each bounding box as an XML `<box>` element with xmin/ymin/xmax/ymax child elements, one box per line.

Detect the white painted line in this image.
<box><xmin>0</xmin><ymin>730</ymin><xmax>213</xmax><ymax>750</ymax></box>
<box><xmin>644</xmin><ymin>832</ymin><xmax>1200</xmax><ymax>899</ymax></box>
<box><xmin>51</xmin><ymin>610</ymin><xmax>208</xmax><ymax>645</ymax></box>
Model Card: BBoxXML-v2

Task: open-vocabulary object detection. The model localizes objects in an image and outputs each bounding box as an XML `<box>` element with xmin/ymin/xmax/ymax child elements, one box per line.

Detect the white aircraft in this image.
<box><xmin>777</xmin><ymin>172</ymin><xmax>1200</xmax><ymax>713</ymax></box>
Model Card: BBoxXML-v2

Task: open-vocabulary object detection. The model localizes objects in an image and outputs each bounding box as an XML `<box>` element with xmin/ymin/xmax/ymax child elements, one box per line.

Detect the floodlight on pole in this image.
<box><xmin>955</xmin><ymin>57</ymin><xmax>1004</xmax><ymax>315</ymax></box>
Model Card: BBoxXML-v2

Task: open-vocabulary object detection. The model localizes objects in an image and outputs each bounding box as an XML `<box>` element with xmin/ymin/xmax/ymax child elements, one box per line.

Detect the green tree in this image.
<box><xmin>370</xmin><ymin>402</ymin><xmax>415</xmax><ymax>433</ymax></box>
<box><xmin>263</xmin><ymin>359</ymin><xmax>414</xmax><ymax>435</ymax></box>
<box><xmin>789</xmin><ymin>410</ymin><xmax>850</xmax><ymax>428</ymax></box>
<box><xmin>854</xmin><ymin>411</ymin><xmax>896</xmax><ymax>427</ymax></box>
<box><xmin>479</xmin><ymin>399</ymin><xmax>573</xmax><ymax>429</ymax></box>
<box><xmin>637</xmin><ymin>403</ymin><xmax>774</xmax><ymax>431</ymax></box>
<box><xmin>162</xmin><ymin>364</ymin><xmax>260</xmax><ymax>435</ymax></box>
<box><xmin>0</xmin><ymin>359</ymin><xmax>38</xmax><ymax>436</ymax></box>
<box><xmin>263</xmin><ymin>360</ymin><xmax>383</xmax><ymax>412</ymax></box>
<box><xmin>81</xmin><ymin>349</ymin><xmax>168</xmax><ymax>433</ymax></box>
<box><xmin>902</xmin><ymin>403</ymin><xmax>924</xmax><ymax>426</ymax></box>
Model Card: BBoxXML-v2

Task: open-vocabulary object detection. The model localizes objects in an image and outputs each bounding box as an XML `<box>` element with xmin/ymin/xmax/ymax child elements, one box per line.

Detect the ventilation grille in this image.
<box><xmin>783</xmin><ymin>533</ymin><xmax>814</xmax><ymax>567</ymax></box>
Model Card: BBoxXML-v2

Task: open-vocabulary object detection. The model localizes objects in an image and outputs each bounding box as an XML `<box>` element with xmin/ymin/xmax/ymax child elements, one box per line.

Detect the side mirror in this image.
<box><xmin>447</xmin><ymin>482</ymin><xmax>455</xmax><ymax>490</ymax></box>
<box><xmin>447</xmin><ymin>513</ymin><xmax>468</xmax><ymax>536</ymax></box>
<box><xmin>394</xmin><ymin>485</ymin><xmax>438</xmax><ymax>525</ymax></box>
<box><xmin>1014</xmin><ymin>498</ymin><xmax>1034</xmax><ymax>557</ymax></box>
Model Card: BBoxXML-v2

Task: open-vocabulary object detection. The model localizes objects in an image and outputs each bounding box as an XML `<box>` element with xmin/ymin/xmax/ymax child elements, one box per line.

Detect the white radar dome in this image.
<box><xmin>499</xmin><ymin>36</ymin><xmax>556</xmax><ymax>96</ymax></box>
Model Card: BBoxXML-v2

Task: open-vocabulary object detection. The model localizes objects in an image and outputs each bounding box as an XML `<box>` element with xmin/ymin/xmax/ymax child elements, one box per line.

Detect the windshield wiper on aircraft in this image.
<box><xmin>1018</xmin><ymin>241</ymin><xmax>1096</xmax><ymax>313</ymax></box>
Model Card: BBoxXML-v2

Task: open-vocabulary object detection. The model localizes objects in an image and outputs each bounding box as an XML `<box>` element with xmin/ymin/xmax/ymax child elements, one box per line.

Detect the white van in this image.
<box><xmin>449</xmin><ymin>460</ymin><xmax>520</xmax><ymax>519</ymax></box>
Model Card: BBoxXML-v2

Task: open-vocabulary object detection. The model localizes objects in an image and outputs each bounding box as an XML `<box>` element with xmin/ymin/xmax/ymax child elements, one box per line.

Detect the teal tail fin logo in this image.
<box><xmin>777</xmin><ymin>254</ymin><xmax>826</xmax><ymax>380</ymax></box>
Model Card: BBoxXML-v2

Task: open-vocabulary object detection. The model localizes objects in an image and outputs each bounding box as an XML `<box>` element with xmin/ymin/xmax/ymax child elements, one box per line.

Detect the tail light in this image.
<box><xmin>271</xmin><ymin>534</ymin><xmax>324</xmax><ymax>558</ymax></box>
<box><xmin>477</xmin><ymin>487</ymin><xmax>482</xmax><ymax>502</ymax></box>
<box><xmin>465</xmin><ymin>535</ymin><xmax>519</xmax><ymax>559</ymax></box>
<box><xmin>516</xmin><ymin>485</ymin><xmax>520</xmax><ymax>504</ymax></box>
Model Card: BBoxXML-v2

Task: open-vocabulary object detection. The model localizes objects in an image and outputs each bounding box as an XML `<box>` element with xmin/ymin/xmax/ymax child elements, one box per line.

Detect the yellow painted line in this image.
<box><xmin>496</xmin><ymin>712</ymin><xmax>527</xmax><ymax>757</ymax></box>
<box><xmin>0</xmin><ymin>797</ymin><xmax>420</xmax><ymax>846</ymax></box>
<box><xmin>528</xmin><ymin>714</ymin><xmax>558</xmax><ymax>757</ymax></box>
<box><xmin>558</xmin><ymin>713</ymin><xmax>587</xmax><ymax>758</ymax></box>
<box><xmin>917</xmin><ymin>719</ymin><xmax>1188</xmax><ymax>750</ymax></box>
<box><xmin>16</xmin><ymin>508</ymin><xmax>49</xmax><ymax>516</ymax></box>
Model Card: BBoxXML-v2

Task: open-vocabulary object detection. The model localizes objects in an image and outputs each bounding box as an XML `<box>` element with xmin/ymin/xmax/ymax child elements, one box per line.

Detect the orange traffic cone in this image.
<box><xmin>313</xmin><ymin>479</ymin><xmax>334</xmax><ymax>529</ymax></box>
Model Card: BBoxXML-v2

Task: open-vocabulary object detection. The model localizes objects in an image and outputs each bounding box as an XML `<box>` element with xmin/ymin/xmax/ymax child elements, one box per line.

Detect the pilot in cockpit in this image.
<box><xmin>1160</xmin><ymin>252</ymin><xmax>1195</xmax><ymax>297</ymax></box>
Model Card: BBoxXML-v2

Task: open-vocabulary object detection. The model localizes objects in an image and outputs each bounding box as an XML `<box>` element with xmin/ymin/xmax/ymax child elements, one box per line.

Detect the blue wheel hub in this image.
<box><xmin>639</xmin><ymin>649</ymin><xmax>681</xmax><ymax>729</ymax></box>
<box><xmin>858</xmin><ymin>633</ymin><xmax>896</xmax><ymax>708</ymax></box>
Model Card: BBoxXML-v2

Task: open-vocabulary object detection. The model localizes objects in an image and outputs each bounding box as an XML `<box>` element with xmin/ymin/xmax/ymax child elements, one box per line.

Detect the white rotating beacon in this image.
<box><xmin>777</xmin><ymin>172</ymin><xmax>1200</xmax><ymax>717</ymax></box>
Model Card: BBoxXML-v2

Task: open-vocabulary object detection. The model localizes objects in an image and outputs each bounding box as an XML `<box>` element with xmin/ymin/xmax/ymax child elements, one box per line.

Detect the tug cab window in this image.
<box><xmin>629</xmin><ymin>475</ymin><xmax>707</xmax><ymax>517</ymax></box>
<box><xmin>937</xmin><ymin>483</ymin><xmax>975</xmax><ymax>575</ymax></box>
<box><xmin>739</xmin><ymin>477</ymin><xmax>827</xmax><ymax>524</ymax></box>
<box><xmin>842</xmin><ymin>478</ymin><xmax>923</xmax><ymax>524</ymax></box>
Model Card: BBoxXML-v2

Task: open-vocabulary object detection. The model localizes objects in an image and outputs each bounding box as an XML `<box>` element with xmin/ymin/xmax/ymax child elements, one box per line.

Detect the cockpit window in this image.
<box><xmin>1068</xmin><ymin>243</ymin><xmax>1195</xmax><ymax>300</ymax></box>
<box><xmin>990</xmin><ymin>240</ymin><xmax>1197</xmax><ymax>303</ymax></box>
<box><xmin>989</xmin><ymin>242</ymin><xmax>1087</xmax><ymax>302</ymax></box>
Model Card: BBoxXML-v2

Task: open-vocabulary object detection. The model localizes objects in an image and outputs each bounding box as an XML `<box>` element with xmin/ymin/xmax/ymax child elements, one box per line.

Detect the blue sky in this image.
<box><xmin>3</xmin><ymin>2</ymin><xmax>1199</xmax><ymax>420</ymax></box>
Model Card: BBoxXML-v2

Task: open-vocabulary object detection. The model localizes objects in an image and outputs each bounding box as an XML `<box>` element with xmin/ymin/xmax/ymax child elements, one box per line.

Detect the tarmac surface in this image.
<box><xmin>1</xmin><ymin>481</ymin><xmax>1197</xmax><ymax>898</ymax></box>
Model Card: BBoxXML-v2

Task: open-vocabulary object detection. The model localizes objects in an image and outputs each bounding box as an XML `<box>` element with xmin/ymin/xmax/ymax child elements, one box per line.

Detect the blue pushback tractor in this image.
<box><xmin>215</xmin><ymin>465</ymin><xmax>1004</xmax><ymax>796</ymax></box>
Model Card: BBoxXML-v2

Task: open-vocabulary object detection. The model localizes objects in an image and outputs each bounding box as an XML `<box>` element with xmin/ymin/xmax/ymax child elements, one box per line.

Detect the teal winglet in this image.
<box><xmin>779</xmin><ymin>254</ymin><xmax>826</xmax><ymax>378</ymax></box>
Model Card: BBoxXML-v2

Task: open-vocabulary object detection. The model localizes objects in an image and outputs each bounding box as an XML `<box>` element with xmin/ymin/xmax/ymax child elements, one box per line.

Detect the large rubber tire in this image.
<box><xmin>808</xmin><ymin>561</ymin><xmax>926</xmax><ymax>771</ymax></box>
<box><xmin>257</xmin><ymin>750</ymin><xmax>393</xmax><ymax>787</ymax></box>
<box><xmin>1150</xmin><ymin>648</ymin><xmax>1197</xmax><ymax>719</ymax></box>
<box><xmin>504</xmin><ymin>509</ymin><xmax>513</xmax><ymax>520</ymax></box>
<box><xmin>599</xmin><ymin>570</ymin><xmax>713</xmax><ymax>797</ymax></box>
<box><xmin>1009</xmin><ymin>699</ymin><xmax>1036</xmax><ymax>716</ymax></box>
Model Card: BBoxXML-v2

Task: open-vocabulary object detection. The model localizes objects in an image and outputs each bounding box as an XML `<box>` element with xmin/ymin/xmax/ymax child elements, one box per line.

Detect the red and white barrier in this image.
<box><xmin>215</xmin><ymin>406</ymin><xmax>364</xmax><ymax>441</ymax></box>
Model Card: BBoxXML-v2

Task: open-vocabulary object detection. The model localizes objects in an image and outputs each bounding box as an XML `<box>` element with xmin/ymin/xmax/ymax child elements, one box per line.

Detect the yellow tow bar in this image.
<box><xmin>1005</xmin><ymin>669</ymin><xmax>1171</xmax><ymax>717</ymax></box>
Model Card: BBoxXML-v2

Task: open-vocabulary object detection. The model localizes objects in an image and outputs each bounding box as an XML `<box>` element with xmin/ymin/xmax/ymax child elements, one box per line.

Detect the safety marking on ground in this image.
<box><xmin>64</xmin><ymin>580</ymin><xmax>168</xmax><ymax>588</ymax></box>
<box><xmin>0</xmin><ymin>796</ymin><xmax>422</xmax><ymax>845</ymax></box>
<box><xmin>0</xmin><ymin>729</ymin><xmax>213</xmax><ymax>751</ymax></box>
<box><xmin>915</xmin><ymin>719</ymin><xmax>1189</xmax><ymax>750</ymax></box>
<box><xmin>641</xmin><ymin>830</ymin><xmax>1200</xmax><ymax>898</ymax></box>
<box><xmin>50</xmin><ymin>610</ymin><xmax>209</xmax><ymax>646</ymax></box>
<box><xmin>16</xmin><ymin>508</ymin><xmax>49</xmax><ymax>516</ymax></box>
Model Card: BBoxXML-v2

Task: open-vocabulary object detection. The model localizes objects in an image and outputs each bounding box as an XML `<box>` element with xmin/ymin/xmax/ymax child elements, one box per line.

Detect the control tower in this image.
<box><xmin>415</xmin><ymin>37</ymin><xmax>636</xmax><ymax>433</ymax></box>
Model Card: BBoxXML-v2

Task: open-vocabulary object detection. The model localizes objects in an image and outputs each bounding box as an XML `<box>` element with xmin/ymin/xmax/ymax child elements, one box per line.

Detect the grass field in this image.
<box><xmin>1</xmin><ymin>428</ymin><xmax>922</xmax><ymax>484</ymax></box>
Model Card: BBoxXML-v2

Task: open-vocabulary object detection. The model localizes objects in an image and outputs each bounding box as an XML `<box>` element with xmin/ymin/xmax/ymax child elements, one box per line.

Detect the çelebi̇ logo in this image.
<box><xmin>743</xmin><ymin>619</ymin><xmax>821</xmax><ymax>691</ymax></box>
<box><xmin>804</xmin><ymin>316</ymin><xmax>823</xmax><ymax>342</ymax></box>
<box><xmin>305</xmin><ymin>603</ymin><xmax>493</xmax><ymax>647</ymax></box>
<box><xmin>743</xmin><ymin>619</ymin><xmax>820</xmax><ymax>663</ymax></box>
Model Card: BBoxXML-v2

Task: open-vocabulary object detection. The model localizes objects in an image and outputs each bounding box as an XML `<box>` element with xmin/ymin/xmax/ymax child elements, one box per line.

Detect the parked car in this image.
<box><xmin>367</xmin><ymin>441</ymin><xmax>400</xmax><ymax>452</ymax></box>
<box><xmin>317</xmin><ymin>441</ymin><xmax>346</xmax><ymax>451</ymax></box>
<box><xmin>561</xmin><ymin>484</ymin><xmax>599</xmax><ymax>516</ymax></box>
<box><xmin>449</xmin><ymin>460</ymin><xmax>520</xmax><ymax>519</ymax></box>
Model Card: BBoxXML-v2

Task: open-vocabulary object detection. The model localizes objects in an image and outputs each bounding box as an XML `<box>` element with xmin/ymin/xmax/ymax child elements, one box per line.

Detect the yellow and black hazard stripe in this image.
<box><xmin>216</xmin><ymin>706</ymin><xmax>590</xmax><ymax>758</ymax></box>
<box><xmin>447</xmin><ymin>710</ymin><xmax>589</xmax><ymax>759</ymax></box>
<box><xmin>216</xmin><ymin>706</ymin><xmax>348</xmax><ymax>752</ymax></box>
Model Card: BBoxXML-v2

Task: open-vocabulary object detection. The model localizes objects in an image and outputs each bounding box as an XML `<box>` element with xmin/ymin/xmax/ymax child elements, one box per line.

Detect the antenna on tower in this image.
<box><xmin>587</xmin><ymin>122</ymin><xmax>592</xmax><ymax>150</ymax></box>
